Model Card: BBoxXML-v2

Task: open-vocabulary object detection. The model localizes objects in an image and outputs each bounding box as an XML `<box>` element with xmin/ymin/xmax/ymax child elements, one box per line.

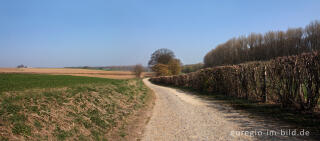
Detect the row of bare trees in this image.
<box><xmin>204</xmin><ymin>20</ymin><xmax>320</xmax><ymax>67</ymax></box>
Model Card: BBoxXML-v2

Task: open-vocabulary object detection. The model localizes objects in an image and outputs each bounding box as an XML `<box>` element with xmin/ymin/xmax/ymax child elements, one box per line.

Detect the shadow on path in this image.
<box><xmin>171</xmin><ymin>87</ymin><xmax>320</xmax><ymax>141</ymax></box>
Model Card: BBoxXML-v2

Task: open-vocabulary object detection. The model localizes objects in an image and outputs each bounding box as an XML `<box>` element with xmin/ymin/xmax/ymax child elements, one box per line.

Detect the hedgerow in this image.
<box><xmin>150</xmin><ymin>51</ymin><xmax>320</xmax><ymax>111</ymax></box>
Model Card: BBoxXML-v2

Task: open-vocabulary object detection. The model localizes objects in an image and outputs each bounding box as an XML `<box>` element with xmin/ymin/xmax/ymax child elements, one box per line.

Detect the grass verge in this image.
<box><xmin>0</xmin><ymin>74</ymin><xmax>151</xmax><ymax>140</ymax></box>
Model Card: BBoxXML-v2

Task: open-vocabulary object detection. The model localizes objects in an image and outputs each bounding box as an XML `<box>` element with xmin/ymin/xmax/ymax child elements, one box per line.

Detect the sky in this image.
<box><xmin>0</xmin><ymin>0</ymin><xmax>320</xmax><ymax>67</ymax></box>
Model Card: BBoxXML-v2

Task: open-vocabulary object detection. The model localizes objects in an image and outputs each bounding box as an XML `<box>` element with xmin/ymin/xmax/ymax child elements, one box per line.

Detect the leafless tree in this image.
<box><xmin>133</xmin><ymin>64</ymin><xmax>144</xmax><ymax>78</ymax></box>
<box><xmin>148</xmin><ymin>48</ymin><xmax>183</xmax><ymax>76</ymax></box>
<box><xmin>148</xmin><ymin>48</ymin><xmax>175</xmax><ymax>67</ymax></box>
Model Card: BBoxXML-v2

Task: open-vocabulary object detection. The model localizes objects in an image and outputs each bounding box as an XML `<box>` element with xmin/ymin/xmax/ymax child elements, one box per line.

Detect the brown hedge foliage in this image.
<box><xmin>150</xmin><ymin>52</ymin><xmax>320</xmax><ymax>111</ymax></box>
<box><xmin>151</xmin><ymin>64</ymin><xmax>171</xmax><ymax>76</ymax></box>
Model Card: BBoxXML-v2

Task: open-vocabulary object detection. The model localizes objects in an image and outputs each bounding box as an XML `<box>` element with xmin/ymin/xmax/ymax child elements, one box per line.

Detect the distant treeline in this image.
<box><xmin>65</xmin><ymin>66</ymin><xmax>150</xmax><ymax>72</ymax></box>
<box><xmin>181</xmin><ymin>63</ymin><xmax>203</xmax><ymax>73</ymax></box>
<box><xmin>204</xmin><ymin>20</ymin><xmax>320</xmax><ymax>67</ymax></box>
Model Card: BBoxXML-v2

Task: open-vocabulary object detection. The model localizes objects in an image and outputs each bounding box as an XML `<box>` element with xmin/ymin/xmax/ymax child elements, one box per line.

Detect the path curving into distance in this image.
<box><xmin>142</xmin><ymin>79</ymin><xmax>309</xmax><ymax>141</ymax></box>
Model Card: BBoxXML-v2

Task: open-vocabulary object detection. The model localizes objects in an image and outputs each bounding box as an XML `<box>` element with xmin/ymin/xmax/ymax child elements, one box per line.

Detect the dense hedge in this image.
<box><xmin>150</xmin><ymin>51</ymin><xmax>320</xmax><ymax>111</ymax></box>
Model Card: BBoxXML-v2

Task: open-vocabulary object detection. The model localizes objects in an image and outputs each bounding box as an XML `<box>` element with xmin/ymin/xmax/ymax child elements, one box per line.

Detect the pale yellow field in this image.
<box><xmin>0</xmin><ymin>68</ymin><xmax>154</xmax><ymax>79</ymax></box>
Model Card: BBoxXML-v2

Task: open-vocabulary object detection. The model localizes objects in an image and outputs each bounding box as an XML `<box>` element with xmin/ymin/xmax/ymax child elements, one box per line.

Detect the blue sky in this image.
<box><xmin>0</xmin><ymin>0</ymin><xmax>319</xmax><ymax>67</ymax></box>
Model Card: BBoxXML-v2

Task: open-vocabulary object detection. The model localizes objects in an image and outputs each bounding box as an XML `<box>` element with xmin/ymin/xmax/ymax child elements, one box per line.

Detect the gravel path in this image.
<box><xmin>142</xmin><ymin>79</ymin><xmax>310</xmax><ymax>141</ymax></box>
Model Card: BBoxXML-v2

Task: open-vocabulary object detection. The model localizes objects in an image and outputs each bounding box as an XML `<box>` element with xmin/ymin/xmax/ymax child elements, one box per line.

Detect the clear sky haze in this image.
<box><xmin>1</xmin><ymin>0</ymin><xmax>320</xmax><ymax>67</ymax></box>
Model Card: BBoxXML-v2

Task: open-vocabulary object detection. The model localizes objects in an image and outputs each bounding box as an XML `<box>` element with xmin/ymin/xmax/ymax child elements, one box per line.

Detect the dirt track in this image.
<box><xmin>142</xmin><ymin>79</ymin><xmax>310</xmax><ymax>141</ymax></box>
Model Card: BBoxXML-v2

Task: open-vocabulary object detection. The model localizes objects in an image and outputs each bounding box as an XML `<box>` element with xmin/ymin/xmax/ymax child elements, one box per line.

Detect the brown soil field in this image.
<box><xmin>0</xmin><ymin>68</ymin><xmax>154</xmax><ymax>79</ymax></box>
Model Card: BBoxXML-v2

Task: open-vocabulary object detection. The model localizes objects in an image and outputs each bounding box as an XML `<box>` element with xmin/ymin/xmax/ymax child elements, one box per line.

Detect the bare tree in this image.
<box><xmin>148</xmin><ymin>48</ymin><xmax>183</xmax><ymax>76</ymax></box>
<box><xmin>148</xmin><ymin>48</ymin><xmax>175</xmax><ymax>67</ymax></box>
<box><xmin>133</xmin><ymin>64</ymin><xmax>144</xmax><ymax>78</ymax></box>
